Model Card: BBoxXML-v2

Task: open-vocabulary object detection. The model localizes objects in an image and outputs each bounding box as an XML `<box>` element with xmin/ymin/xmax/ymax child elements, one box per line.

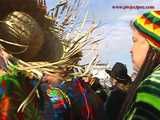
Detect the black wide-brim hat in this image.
<box><xmin>105</xmin><ymin>62</ymin><xmax>131</xmax><ymax>84</ymax></box>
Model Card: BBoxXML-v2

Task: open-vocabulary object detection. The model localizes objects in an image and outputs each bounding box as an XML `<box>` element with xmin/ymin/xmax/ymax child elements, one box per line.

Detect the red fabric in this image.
<box><xmin>0</xmin><ymin>96</ymin><xmax>10</xmax><ymax>120</ymax></box>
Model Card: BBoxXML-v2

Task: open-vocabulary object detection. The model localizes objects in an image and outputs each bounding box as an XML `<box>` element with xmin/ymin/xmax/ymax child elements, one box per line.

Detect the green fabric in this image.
<box><xmin>127</xmin><ymin>108</ymin><xmax>136</xmax><ymax>120</ymax></box>
<box><xmin>0</xmin><ymin>65</ymin><xmax>20</xmax><ymax>99</ymax></box>
<box><xmin>0</xmin><ymin>65</ymin><xmax>42</xmax><ymax>120</ymax></box>
<box><xmin>134</xmin><ymin>20</ymin><xmax>160</xmax><ymax>42</ymax></box>
<box><xmin>125</xmin><ymin>66</ymin><xmax>160</xmax><ymax>120</ymax></box>
<box><xmin>138</xmin><ymin>83</ymin><xmax>160</xmax><ymax>97</ymax></box>
<box><xmin>140</xmin><ymin>80</ymin><xmax>160</xmax><ymax>90</ymax></box>
<box><xmin>143</xmin><ymin>12</ymin><xmax>160</xmax><ymax>24</ymax></box>
<box><xmin>136</xmin><ymin>92</ymin><xmax>160</xmax><ymax>111</ymax></box>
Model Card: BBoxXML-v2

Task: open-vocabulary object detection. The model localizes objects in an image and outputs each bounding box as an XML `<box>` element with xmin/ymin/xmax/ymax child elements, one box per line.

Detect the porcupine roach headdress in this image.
<box><xmin>0</xmin><ymin>0</ymin><xmax>97</xmax><ymax>119</ymax></box>
<box><xmin>0</xmin><ymin>0</ymin><xmax>63</xmax><ymax>62</ymax></box>
<box><xmin>0</xmin><ymin>0</ymin><xmax>64</xmax><ymax>119</ymax></box>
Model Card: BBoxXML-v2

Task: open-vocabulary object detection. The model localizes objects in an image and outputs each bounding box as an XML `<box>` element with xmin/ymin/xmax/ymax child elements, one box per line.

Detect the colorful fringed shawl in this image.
<box><xmin>0</xmin><ymin>67</ymin><xmax>43</xmax><ymax>120</ymax></box>
<box><xmin>45</xmin><ymin>78</ymin><xmax>106</xmax><ymax>120</ymax></box>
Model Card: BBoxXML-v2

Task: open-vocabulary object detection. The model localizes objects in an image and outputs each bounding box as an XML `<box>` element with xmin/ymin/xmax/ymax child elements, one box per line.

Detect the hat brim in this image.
<box><xmin>105</xmin><ymin>69</ymin><xmax>111</xmax><ymax>74</ymax></box>
<box><xmin>111</xmin><ymin>74</ymin><xmax>131</xmax><ymax>84</ymax></box>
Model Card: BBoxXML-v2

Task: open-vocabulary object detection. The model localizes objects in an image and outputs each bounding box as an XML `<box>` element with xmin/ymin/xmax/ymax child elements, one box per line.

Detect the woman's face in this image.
<box><xmin>130</xmin><ymin>29</ymin><xmax>149</xmax><ymax>72</ymax></box>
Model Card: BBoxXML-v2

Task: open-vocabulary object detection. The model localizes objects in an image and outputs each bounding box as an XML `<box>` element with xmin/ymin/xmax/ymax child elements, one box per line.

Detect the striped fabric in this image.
<box><xmin>134</xmin><ymin>11</ymin><xmax>160</xmax><ymax>50</ymax></box>
<box><xmin>125</xmin><ymin>66</ymin><xmax>160</xmax><ymax>119</ymax></box>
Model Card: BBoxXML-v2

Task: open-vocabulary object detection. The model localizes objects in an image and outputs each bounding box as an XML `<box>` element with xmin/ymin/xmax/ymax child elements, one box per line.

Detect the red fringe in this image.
<box><xmin>0</xmin><ymin>96</ymin><xmax>10</xmax><ymax>120</ymax></box>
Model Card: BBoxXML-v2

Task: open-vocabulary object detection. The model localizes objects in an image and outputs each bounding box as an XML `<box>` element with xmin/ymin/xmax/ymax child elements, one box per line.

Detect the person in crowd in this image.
<box><xmin>105</xmin><ymin>62</ymin><xmax>132</xmax><ymax>120</ymax></box>
<box><xmin>0</xmin><ymin>0</ymin><xmax>106</xmax><ymax>120</ymax></box>
<box><xmin>119</xmin><ymin>10</ymin><xmax>160</xmax><ymax>119</ymax></box>
<box><xmin>42</xmin><ymin>66</ymin><xmax>107</xmax><ymax>120</ymax></box>
<box><xmin>83</xmin><ymin>75</ymin><xmax>109</xmax><ymax>102</ymax></box>
<box><xmin>90</xmin><ymin>77</ymin><xmax>109</xmax><ymax>102</ymax></box>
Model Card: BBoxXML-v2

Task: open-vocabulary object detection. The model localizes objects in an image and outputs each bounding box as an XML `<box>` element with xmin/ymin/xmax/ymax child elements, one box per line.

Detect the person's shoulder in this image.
<box><xmin>138</xmin><ymin>67</ymin><xmax>160</xmax><ymax>90</ymax></box>
<box><xmin>133</xmin><ymin>70</ymin><xmax>160</xmax><ymax>117</ymax></box>
<box><xmin>125</xmin><ymin>71</ymin><xmax>160</xmax><ymax>119</ymax></box>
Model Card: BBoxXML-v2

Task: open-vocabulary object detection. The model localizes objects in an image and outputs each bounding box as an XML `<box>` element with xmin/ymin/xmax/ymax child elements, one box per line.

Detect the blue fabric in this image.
<box><xmin>44</xmin><ymin>78</ymin><xmax>106</xmax><ymax>120</ymax></box>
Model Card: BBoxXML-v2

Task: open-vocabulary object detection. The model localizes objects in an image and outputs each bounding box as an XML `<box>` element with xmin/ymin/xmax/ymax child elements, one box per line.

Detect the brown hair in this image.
<box><xmin>118</xmin><ymin>46</ymin><xmax>160</xmax><ymax>119</ymax></box>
